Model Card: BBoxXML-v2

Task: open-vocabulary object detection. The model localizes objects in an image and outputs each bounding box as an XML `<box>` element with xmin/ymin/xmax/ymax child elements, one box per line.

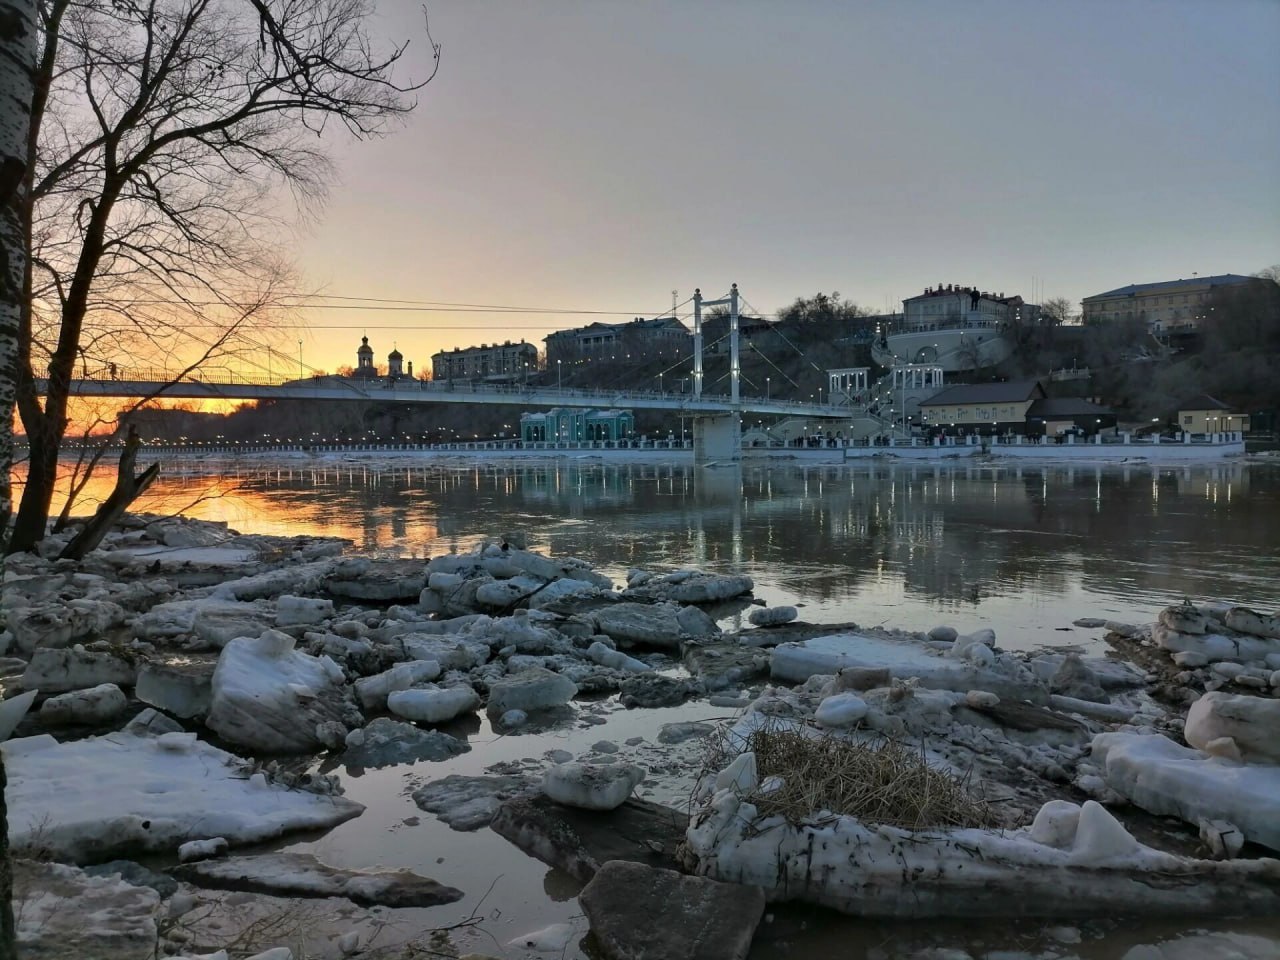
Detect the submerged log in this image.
<box><xmin>170</xmin><ymin>852</ymin><xmax>464</xmax><ymax>908</ymax></box>
<box><xmin>59</xmin><ymin>427</ymin><xmax>159</xmax><ymax>561</ymax></box>
<box><xmin>683</xmin><ymin>791</ymin><xmax>1280</xmax><ymax>919</ymax></box>
<box><xmin>491</xmin><ymin>794</ymin><xmax>687</xmax><ymax>882</ymax></box>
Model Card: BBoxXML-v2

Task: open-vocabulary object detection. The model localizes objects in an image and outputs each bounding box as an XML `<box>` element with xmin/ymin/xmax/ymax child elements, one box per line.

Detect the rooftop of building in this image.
<box><xmin>1027</xmin><ymin>397</ymin><xmax>1114</xmax><ymax>418</ymax></box>
<box><xmin>433</xmin><ymin>340</ymin><xmax>536</xmax><ymax>357</ymax></box>
<box><xmin>1178</xmin><ymin>394</ymin><xmax>1233</xmax><ymax>412</ymax></box>
<box><xmin>904</xmin><ymin>285</ymin><xmax>1019</xmax><ymax>303</ymax></box>
<box><xmin>545</xmin><ymin>316</ymin><xmax>688</xmax><ymax>339</ymax></box>
<box><xmin>920</xmin><ymin>379</ymin><xmax>1046</xmax><ymax>406</ymax></box>
<box><xmin>1083</xmin><ymin>275</ymin><xmax>1257</xmax><ymax>301</ymax></box>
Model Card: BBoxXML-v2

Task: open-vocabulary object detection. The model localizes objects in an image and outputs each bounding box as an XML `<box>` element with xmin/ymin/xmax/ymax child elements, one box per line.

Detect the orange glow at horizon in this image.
<box><xmin>17</xmin><ymin>396</ymin><xmax>249</xmax><ymax>438</ymax></box>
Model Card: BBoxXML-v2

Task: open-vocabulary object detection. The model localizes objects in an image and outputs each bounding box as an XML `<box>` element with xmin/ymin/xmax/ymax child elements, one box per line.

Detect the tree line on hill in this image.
<box><xmin>1019</xmin><ymin>272</ymin><xmax>1278</xmax><ymax>423</ymax></box>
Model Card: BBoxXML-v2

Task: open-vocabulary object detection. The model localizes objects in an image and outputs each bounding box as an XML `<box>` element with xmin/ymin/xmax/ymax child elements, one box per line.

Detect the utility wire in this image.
<box><xmin>91</xmin><ymin>295</ymin><xmax>696</xmax><ymax>317</ymax></box>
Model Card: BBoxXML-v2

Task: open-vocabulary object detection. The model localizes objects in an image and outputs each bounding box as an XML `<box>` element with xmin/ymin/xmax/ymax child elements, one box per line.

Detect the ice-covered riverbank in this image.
<box><xmin>2</xmin><ymin>512</ymin><xmax>1279</xmax><ymax>959</ymax></box>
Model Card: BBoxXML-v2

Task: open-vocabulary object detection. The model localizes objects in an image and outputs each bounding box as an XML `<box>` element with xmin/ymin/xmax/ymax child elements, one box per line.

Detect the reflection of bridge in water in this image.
<box><xmin>142</xmin><ymin>457</ymin><xmax>1271</xmax><ymax>621</ymax></box>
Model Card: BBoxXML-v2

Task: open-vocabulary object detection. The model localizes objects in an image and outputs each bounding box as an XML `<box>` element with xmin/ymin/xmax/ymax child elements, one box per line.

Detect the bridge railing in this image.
<box><xmin>62</xmin><ymin>369</ymin><xmax>852</xmax><ymax>413</ymax></box>
<box><xmin>76</xmin><ymin>366</ymin><xmax>286</xmax><ymax>386</ymax></box>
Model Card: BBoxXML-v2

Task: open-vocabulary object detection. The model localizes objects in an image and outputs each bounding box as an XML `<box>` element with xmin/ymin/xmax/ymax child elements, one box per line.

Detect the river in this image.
<box><xmin>83</xmin><ymin>455</ymin><xmax>1280</xmax><ymax>651</ymax></box>
<box><xmin>38</xmin><ymin>454</ymin><xmax>1280</xmax><ymax>957</ymax></box>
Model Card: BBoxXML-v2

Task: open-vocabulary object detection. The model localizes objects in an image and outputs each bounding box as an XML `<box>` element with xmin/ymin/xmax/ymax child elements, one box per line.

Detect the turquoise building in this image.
<box><xmin>520</xmin><ymin>407</ymin><xmax>635</xmax><ymax>443</ymax></box>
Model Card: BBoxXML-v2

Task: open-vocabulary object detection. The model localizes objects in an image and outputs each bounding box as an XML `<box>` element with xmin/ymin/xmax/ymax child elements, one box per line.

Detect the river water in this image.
<box><xmin>104</xmin><ymin>455</ymin><xmax>1280</xmax><ymax>650</ymax></box>
<box><xmin>48</xmin><ymin>454</ymin><xmax>1280</xmax><ymax>957</ymax></box>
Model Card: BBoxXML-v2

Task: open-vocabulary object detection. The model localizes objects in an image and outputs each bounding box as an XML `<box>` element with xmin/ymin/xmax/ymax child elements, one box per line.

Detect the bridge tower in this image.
<box><xmin>691</xmin><ymin>284</ymin><xmax>740</xmax><ymax>401</ymax></box>
<box><xmin>690</xmin><ymin>283</ymin><xmax>742</xmax><ymax>462</ymax></box>
<box><xmin>692</xmin><ymin>289</ymin><xmax>703</xmax><ymax>398</ymax></box>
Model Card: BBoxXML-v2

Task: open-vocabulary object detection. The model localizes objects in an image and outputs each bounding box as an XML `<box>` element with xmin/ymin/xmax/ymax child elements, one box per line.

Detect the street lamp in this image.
<box><xmin>298</xmin><ymin>340</ymin><xmax>303</xmax><ymax>380</ymax></box>
<box><xmin>557</xmin><ymin>359</ymin><xmax>562</xmax><ymax>389</ymax></box>
<box><xmin>766</xmin><ymin>376</ymin><xmax>771</xmax><ymax>399</ymax></box>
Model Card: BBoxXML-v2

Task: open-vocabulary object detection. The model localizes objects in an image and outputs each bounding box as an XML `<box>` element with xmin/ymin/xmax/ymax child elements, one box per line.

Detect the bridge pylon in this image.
<box><xmin>690</xmin><ymin>283</ymin><xmax>743</xmax><ymax>463</ymax></box>
<box><xmin>692</xmin><ymin>284</ymin><xmax>740</xmax><ymax>403</ymax></box>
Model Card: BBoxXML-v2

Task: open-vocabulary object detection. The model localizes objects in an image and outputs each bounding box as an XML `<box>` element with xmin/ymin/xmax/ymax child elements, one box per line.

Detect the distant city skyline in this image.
<box><xmin>274</xmin><ymin>0</ymin><xmax>1278</xmax><ymax>374</ymax></box>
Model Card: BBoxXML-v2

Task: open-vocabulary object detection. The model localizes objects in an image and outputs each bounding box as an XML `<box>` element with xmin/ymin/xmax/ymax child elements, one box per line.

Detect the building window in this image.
<box><xmin>1183</xmin><ymin>416</ymin><xmax>1192</xmax><ymax>426</ymax></box>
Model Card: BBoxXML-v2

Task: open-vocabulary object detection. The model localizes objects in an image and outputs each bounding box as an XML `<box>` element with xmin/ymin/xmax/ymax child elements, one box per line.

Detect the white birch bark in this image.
<box><xmin>0</xmin><ymin>0</ymin><xmax>35</xmax><ymax>542</ymax></box>
<box><xmin>0</xmin><ymin>5</ymin><xmax>33</xmax><ymax>952</ymax></box>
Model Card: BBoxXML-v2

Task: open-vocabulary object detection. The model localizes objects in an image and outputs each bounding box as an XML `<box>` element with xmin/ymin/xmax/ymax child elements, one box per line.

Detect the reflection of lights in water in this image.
<box><xmin>19</xmin><ymin>457</ymin><xmax>1279</xmax><ymax>636</ymax></box>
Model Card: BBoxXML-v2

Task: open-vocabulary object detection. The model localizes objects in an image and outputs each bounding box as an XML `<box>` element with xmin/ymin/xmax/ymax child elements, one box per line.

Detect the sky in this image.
<box><xmin>279</xmin><ymin>0</ymin><xmax>1280</xmax><ymax>376</ymax></box>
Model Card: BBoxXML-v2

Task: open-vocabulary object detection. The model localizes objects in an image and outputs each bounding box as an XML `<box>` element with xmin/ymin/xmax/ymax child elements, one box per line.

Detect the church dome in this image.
<box><xmin>388</xmin><ymin>348</ymin><xmax>403</xmax><ymax>360</ymax></box>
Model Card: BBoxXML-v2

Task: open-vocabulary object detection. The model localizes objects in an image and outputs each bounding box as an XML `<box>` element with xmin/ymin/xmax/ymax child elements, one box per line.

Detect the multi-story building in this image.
<box><xmin>431</xmin><ymin>340</ymin><xmax>538</xmax><ymax>382</ymax></box>
<box><xmin>874</xmin><ymin>286</ymin><xmax>1026</xmax><ymax>371</ymax></box>
<box><xmin>901</xmin><ymin>285</ymin><xmax>1026</xmax><ymax>330</ymax></box>
<box><xmin>1080</xmin><ymin>275</ymin><xmax>1259</xmax><ymax>335</ymax></box>
<box><xmin>544</xmin><ymin>317</ymin><xmax>688</xmax><ymax>364</ymax></box>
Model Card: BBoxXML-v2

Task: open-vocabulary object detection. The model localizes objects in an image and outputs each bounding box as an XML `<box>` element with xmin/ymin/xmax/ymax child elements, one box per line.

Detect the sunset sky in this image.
<box><xmin>264</xmin><ymin>0</ymin><xmax>1279</xmax><ymax>377</ymax></box>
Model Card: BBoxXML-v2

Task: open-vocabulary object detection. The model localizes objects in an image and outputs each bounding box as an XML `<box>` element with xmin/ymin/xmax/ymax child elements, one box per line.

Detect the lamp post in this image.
<box><xmin>900</xmin><ymin>367</ymin><xmax>906</xmax><ymax>437</ymax></box>
<box><xmin>557</xmin><ymin>359</ymin><xmax>562</xmax><ymax>389</ymax></box>
<box><xmin>298</xmin><ymin>340</ymin><xmax>303</xmax><ymax>380</ymax></box>
<box><xmin>766</xmin><ymin>376</ymin><xmax>770</xmax><ymax>399</ymax></box>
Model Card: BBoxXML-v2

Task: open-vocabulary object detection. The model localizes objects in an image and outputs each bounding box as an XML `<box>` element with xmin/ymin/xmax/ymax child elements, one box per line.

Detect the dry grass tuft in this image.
<box><xmin>728</xmin><ymin>721</ymin><xmax>996</xmax><ymax>830</ymax></box>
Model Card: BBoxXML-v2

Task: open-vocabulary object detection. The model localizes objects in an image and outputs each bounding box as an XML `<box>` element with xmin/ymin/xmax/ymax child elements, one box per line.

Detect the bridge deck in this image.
<box><xmin>43</xmin><ymin>375</ymin><xmax>851</xmax><ymax>419</ymax></box>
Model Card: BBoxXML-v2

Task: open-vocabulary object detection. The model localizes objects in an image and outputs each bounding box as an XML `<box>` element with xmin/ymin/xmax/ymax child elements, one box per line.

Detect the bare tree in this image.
<box><xmin>1040</xmin><ymin>296</ymin><xmax>1075</xmax><ymax>326</ymax></box>
<box><xmin>776</xmin><ymin>291</ymin><xmax>873</xmax><ymax>326</ymax></box>
<box><xmin>955</xmin><ymin>335</ymin><xmax>984</xmax><ymax>372</ymax></box>
<box><xmin>7</xmin><ymin>0</ymin><xmax>440</xmax><ymax>554</ymax></box>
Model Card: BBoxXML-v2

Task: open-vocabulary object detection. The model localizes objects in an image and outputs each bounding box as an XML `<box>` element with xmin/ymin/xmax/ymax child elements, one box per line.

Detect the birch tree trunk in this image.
<box><xmin>0</xmin><ymin>0</ymin><xmax>35</xmax><ymax>543</ymax></box>
<box><xmin>0</xmin><ymin>0</ymin><xmax>35</xmax><ymax>952</ymax></box>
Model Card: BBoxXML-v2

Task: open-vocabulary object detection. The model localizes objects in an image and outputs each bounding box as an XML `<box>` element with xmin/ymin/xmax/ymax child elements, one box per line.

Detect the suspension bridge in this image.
<box><xmin>37</xmin><ymin>283</ymin><xmax>886</xmax><ymax>462</ymax></box>
<box><xmin>46</xmin><ymin>367</ymin><xmax>846</xmax><ymax>419</ymax></box>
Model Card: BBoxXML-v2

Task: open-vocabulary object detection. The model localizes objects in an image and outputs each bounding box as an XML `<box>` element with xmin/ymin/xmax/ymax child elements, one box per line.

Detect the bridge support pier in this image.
<box><xmin>693</xmin><ymin>412</ymin><xmax>741</xmax><ymax>464</ymax></box>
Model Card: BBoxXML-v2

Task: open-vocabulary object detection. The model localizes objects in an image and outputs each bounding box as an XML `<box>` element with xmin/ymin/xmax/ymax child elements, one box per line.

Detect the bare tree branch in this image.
<box><xmin>8</xmin><ymin>0</ymin><xmax>437</xmax><ymax>552</ymax></box>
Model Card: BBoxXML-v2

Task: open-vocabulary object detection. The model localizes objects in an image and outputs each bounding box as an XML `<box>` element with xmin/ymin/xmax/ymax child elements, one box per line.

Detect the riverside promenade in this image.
<box><xmin>59</xmin><ymin>430</ymin><xmax>1246</xmax><ymax>464</ymax></box>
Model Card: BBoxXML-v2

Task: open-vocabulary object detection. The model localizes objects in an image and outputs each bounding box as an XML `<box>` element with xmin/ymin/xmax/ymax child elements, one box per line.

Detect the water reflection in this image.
<box><xmin>57</xmin><ymin>458</ymin><xmax>1280</xmax><ymax>649</ymax></box>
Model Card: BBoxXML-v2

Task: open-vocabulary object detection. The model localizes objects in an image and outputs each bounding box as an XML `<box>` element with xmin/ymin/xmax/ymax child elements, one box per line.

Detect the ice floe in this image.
<box><xmin>3</xmin><ymin>727</ymin><xmax>362</xmax><ymax>862</ymax></box>
<box><xmin>207</xmin><ymin>630</ymin><xmax>360</xmax><ymax>753</ymax></box>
